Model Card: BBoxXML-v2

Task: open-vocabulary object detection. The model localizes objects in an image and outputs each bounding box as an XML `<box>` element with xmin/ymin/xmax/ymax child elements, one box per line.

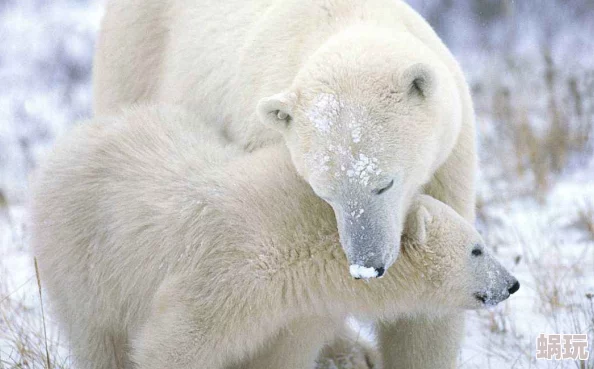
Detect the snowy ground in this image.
<box><xmin>1</xmin><ymin>0</ymin><xmax>593</xmax><ymax>368</ymax></box>
<box><xmin>461</xmin><ymin>171</ymin><xmax>594</xmax><ymax>368</ymax></box>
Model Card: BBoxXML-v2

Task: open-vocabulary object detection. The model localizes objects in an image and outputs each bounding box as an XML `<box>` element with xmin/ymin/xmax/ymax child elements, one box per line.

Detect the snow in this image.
<box><xmin>1</xmin><ymin>0</ymin><xmax>104</xmax><ymax>365</ymax></box>
<box><xmin>349</xmin><ymin>264</ymin><xmax>379</xmax><ymax>280</ymax></box>
<box><xmin>306</xmin><ymin>94</ymin><xmax>382</xmax><ymax>187</ymax></box>
<box><xmin>460</xmin><ymin>171</ymin><xmax>594</xmax><ymax>368</ymax></box>
<box><xmin>345</xmin><ymin>153</ymin><xmax>380</xmax><ymax>187</ymax></box>
<box><xmin>349</xmin><ymin>208</ymin><xmax>365</xmax><ymax>219</ymax></box>
<box><xmin>307</xmin><ymin>93</ymin><xmax>340</xmax><ymax>134</ymax></box>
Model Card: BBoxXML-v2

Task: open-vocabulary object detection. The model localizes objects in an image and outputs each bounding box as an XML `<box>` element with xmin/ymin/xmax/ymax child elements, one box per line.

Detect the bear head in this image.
<box><xmin>399</xmin><ymin>195</ymin><xmax>520</xmax><ymax>310</ymax></box>
<box><xmin>257</xmin><ymin>28</ymin><xmax>462</xmax><ymax>278</ymax></box>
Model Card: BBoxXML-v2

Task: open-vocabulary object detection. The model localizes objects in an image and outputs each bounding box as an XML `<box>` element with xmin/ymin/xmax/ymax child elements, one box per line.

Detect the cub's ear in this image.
<box><xmin>256</xmin><ymin>92</ymin><xmax>296</xmax><ymax>132</ymax></box>
<box><xmin>398</xmin><ymin>63</ymin><xmax>435</xmax><ymax>99</ymax></box>
<box><xmin>405</xmin><ymin>203</ymin><xmax>433</xmax><ymax>244</ymax></box>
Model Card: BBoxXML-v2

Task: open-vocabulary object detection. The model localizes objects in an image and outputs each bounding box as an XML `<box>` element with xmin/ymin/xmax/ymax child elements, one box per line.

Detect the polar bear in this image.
<box><xmin>94</xmin><ymin>3</ymin><xmax>478</xmax><ymax>364</ymax></box>
<box><xmin>31</xmin><ymin>106</ymin><xmax>517</xmax><ymax>369</ymax></box>
<box><xmin>93</xmin><ymin>0</ymin><xmax>476</xmax><ymax>277</ymax></box>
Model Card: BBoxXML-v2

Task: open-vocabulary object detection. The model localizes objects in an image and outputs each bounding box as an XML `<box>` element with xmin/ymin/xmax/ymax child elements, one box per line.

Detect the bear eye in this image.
<box><xmin>373</xmin><ymin>179</ymin><xmax>394</xmax><ymax>195</ymax></box>
<box><xmin>275</xmin><ymin>110</ymin><xmax>291</xmax><ymax>122</ymax></box>
<box><xmin>471</xmin><ymin>247</ymin><xmax>483</xmax><ymax>257</ymax></box>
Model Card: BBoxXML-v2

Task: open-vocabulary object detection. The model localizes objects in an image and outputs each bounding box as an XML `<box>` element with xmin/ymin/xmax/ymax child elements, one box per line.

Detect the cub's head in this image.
<box><xmin>257</xmin><ymin>29</ymin><xmax>462</xmax><ymax>278</ymax></box>
<box><xmin>401</xmin><ymin>195</ymin><xmax>520</xmax><ymax>309</ymax></box>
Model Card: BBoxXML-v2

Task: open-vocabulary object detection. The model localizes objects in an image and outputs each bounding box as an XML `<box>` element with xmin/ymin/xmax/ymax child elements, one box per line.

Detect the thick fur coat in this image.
<box><xmin>32</xmin><ymin>107</ymin><xmax>515</xmax><ymax>369</ymax></box>
<box><xmin>93</xmin><ymin>1</ymin><xmax>478</xmax><ymax>365</ymax></box>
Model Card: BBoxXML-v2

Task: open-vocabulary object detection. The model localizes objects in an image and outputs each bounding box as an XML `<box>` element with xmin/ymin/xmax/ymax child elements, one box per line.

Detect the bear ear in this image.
<box><xmin>398</xmin><ymin>63</ymin><xmax>435</xmax><ymax>99</ymax></box>
<box><xmin>405</xmin><ymin>203</ymin><xmax>433</xmax><ymax>244</ymax></box>
<box><xmin>256</xmin><ymin>92</ymin><xmax>296</xmax><ymax>132</ymax></box>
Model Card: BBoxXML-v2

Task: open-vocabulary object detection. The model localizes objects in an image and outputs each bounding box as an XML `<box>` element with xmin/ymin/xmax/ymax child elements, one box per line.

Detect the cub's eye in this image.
<box><xmin>373</xmin><ymin>179</ymin><xmax>394</xmax><ymax>195</ymax></box>
<box><xmin>471</xmin><ymin>247</ymin><xmax>483</xmax><ymax>257</ymax></box>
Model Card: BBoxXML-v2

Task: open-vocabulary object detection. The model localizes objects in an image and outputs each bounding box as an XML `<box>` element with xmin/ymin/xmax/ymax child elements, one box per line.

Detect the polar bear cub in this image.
<box><xmin>31</xmin><ymin>106</ymin><xmax>518</xmax><ymax>369</ymax></box>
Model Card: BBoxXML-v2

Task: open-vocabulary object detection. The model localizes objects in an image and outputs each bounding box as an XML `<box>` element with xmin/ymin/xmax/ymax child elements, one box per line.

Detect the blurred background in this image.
<box><xmin>1</xmin><ymin>0</ymin><xmax>593</xmax><ymax>367</ymax></box>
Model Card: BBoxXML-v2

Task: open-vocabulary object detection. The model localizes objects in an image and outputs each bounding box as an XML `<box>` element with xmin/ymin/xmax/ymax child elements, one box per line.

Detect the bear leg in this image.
<box><xmin>65</xmin><ymin>323</ymin><xmax>129</xmax><ymax>369</ymax></box>
<box><xmin>131</xmin><ymin>275</ymin><xmax>287</xmax><ymax>369</ymax></box>
<box><xmin>234</xmin><ymin>316</ymin><xmax>336</xmax><ymax>369</ymax></box>
<box><xmin>378</xmin><ymin>313</ymin><xmax>464</xmax><ymax>369</ymax></box>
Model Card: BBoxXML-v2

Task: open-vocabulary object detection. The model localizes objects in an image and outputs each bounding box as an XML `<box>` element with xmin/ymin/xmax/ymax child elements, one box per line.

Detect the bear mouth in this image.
<box><xmin>474</xmin><ymin>292</ymin><xmax>487</xmax><ymax>304</ymax></box>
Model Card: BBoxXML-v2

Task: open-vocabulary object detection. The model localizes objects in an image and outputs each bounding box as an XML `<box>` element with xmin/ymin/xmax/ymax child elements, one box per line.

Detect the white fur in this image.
<box><xmin>94</xmin><ymin>4</ymin><xmax>478</xmax><ymax>360</ymax></box>
<box><xmin>31</xmin><ymin>107</ymin><xmax>513</xmax><ymax>369</ymax></box>
<box><xmin>94</xmin><ymin>1</ymin><xmax>478</xmax><ymax>365</ymax></box>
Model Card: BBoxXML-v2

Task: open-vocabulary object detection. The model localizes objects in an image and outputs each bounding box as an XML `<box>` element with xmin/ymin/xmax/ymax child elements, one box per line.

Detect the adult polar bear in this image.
<box><xmin>93</xmin><ymin>0</ymin><xmax>477</xmax><ymax>367</ymax></box>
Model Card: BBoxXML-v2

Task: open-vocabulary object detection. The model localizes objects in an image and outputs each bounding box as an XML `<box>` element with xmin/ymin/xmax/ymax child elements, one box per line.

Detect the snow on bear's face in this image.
<box><xmin>402</xmin><ymin>195</ymin><xmax>520</xmax><ymax>309</ymax></box>
<box><xmin>257</xmin><ymin>46</ymin><xmax>461</xmax><ymax>279</ymax></box>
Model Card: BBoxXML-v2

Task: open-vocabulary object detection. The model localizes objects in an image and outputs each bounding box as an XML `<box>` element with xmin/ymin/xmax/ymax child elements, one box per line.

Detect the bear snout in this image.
<box><xmin>473</xmin><ymin>278</ymin><xmax>520</xmax><ymax>306</ymax></box>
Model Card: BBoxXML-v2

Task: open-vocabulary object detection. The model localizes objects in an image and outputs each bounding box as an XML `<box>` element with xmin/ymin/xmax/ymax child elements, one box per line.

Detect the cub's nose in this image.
<box><xmin>508</xmin><ymin>279</ymin><xmax>520</xmax><ymax>295</ymax></box>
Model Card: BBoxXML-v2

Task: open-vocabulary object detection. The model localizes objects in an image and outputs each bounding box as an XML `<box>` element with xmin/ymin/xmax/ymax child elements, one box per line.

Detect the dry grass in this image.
<box><xmin>573</xmin><ymin>202</ymin><xmax>594</xmax><ymax>241</ymax></box>
<box><xmin>0</xmin><ymin>206</ymin><xmax>70</xmax><ymax>369</ymax></box>
<box><xmin>478</xmin><ymin>205</ymin><xmax>594</xmax><ymax>368</ymax></box>
<box><xmin>34</xmin><ymin>258</ymin><xmax>51</xmax><ymax>369</ymax></box>
<box><xmin>464</xmin><ymin>227</ymin><xmax>594</xmax><ymax>369</ymax></box>
<box><xmin>470</xmin><ymin>26</ymin><xmax>594</xmax><ymax>368</ymax></box>
<box><xmin>0</xmin><ymin>192</ymin><xmax>7</xmax><ymax>209</ymax></box>
<box><xmin>477</xmin><ymin>47</ymin><xmax>594</xmax><ymax>203</ymax></box>
<box><xmin>0</xmin><ymin>279</ymin><xmax>70</xmax><ymax>369</ymax></box>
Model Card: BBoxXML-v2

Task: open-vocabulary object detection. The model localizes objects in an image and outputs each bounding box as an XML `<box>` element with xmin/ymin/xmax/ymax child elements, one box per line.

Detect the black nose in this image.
<box><xmin>508</xmin><ymin>280</ymin><xmax>520</xmax><ymax>294</ymax></box>
<box><xmin>375</xmin><ymin>267</ymin><xmax>385</xmax><ymax>278</ymax></box>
